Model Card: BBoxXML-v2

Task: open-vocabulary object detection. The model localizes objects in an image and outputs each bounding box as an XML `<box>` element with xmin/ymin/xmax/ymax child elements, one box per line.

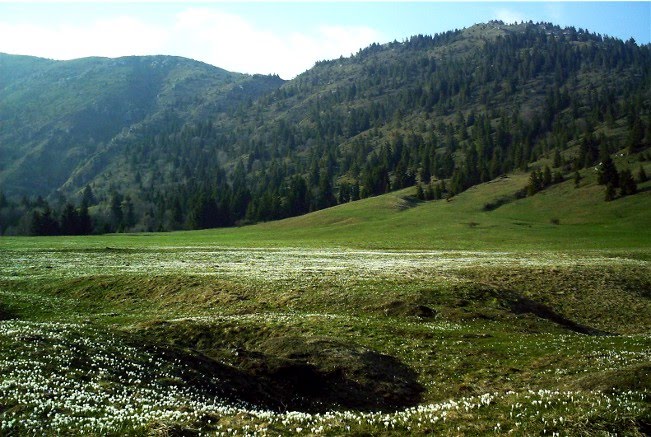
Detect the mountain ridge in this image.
<box><xmin>0</xmin><ymin>53</ymin><xmax>284</xmax><ymax>196</ymax></box>
<box><xmin>0</xmin><ymin>20</ymin><xmax>649</xmax><ymax>235</ymax></box>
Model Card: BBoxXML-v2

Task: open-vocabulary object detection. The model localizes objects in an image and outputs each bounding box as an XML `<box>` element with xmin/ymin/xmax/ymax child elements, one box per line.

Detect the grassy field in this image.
<box><xmin>1</xmin><ymin>169</ymin><xmax>650</xmax><ymax>435</ymax></box>
<box><xmin>4</xmin><ymin>165</ymin><xmax>650</xmax><ymax>252</ymax></box>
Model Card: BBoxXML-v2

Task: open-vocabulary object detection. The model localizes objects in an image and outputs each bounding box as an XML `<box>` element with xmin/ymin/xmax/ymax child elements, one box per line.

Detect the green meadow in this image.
<box><xmin>1</xmin><ymin>170</ymin><xmax>650</xmax><ymax>435</ymax></box>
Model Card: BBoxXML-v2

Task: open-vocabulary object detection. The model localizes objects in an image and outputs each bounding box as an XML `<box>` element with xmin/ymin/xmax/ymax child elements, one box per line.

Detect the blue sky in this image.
<box><xmin>1</xmin><ymin>2</ymin><xmax>649</xmax><ymax>79</ymax></box>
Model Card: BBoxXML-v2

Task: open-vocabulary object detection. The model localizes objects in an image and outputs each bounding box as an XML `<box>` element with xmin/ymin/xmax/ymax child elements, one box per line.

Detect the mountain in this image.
<box><xmin>0</xmin><ymin>21</ymin><xmax>649</xmax><ymax>235</ymax></box>
<box><xmin>0</xmin><ymin>54</ymin><xmax>284</xmax><ymax>196</ymax></box>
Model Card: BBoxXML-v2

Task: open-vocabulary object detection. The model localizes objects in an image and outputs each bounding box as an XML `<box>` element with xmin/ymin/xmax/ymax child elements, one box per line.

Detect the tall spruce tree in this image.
<box><xmin>619</xmin><ymin>169</ymin><xmax>637</xmax><ymax>196</ymax></box>
<box><xmin>597</xmin><ymin>155</ymin><xmax>619</xmax><ymax>187</ymax></box>
<box><xmin>605</xmin><ymin>183</ymin><xmax>616</xmax><ymax>201</ymax></box>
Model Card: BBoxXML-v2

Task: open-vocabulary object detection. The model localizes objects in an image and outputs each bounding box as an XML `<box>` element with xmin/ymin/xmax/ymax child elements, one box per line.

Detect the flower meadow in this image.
<box><xmin>1</xmin><ymin>246</ymin><xmax>649</xmax><ymax>434</ymax></box>
<box><xmin>1</xmin><ymin>320</ymin><xmax>647</xmax><ymax>436</ymax></box>
<box><xmin>4</xmin><ymin>247</ymin><xmax>644</xmax><ymax>284</ymax></box>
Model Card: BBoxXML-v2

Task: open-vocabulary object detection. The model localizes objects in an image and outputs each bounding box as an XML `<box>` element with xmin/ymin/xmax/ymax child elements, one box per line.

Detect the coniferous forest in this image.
<box><xmin>1</xmin><ymin>21</ymin><xmax>649</xmax><ymax>235</ymax></box>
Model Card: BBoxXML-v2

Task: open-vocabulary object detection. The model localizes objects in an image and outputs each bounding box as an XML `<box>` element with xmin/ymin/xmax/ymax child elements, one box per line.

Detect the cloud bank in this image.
<box><xmin>0</xmin><ymin>7</ymin><xmax>383</xmax><ymax>79</ymax></box>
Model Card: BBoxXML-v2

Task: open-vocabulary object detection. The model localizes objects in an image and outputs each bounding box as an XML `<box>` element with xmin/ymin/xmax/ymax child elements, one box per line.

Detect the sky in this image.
<box><xmin>0</xmin><ymin>2</ymin><xmax>649</xmax><ymax>80</ymax></box>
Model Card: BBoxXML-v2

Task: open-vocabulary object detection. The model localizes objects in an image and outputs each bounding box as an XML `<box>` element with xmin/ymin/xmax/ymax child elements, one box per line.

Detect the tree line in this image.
<box><xmin>1</xmin><ymin>21</ymin><xmax>649</xmax><ymax>235</ymax></box>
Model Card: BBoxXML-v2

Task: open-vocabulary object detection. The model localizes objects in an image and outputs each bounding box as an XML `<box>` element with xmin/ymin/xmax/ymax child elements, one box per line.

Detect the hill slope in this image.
<box><xmin>0</xmin><ymin>21</ymin><xmax>649</xmax><ymax>235</ymax></box>
<box><xmin>0</xmin><ymin>53</ymin><xmax>283</xmax><ymax>196</ymax></box>
<box><xmin>6</xmin><ymin>156</ymin><xmax>650</xmax><ymax>252</ymax></box>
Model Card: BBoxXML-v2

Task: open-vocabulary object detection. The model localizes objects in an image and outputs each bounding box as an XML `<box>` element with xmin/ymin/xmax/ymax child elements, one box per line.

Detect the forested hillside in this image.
<box><xmin>1</xmin><ymin>21</ymin><xmax>649</xmax><ymax>235</ymax></box>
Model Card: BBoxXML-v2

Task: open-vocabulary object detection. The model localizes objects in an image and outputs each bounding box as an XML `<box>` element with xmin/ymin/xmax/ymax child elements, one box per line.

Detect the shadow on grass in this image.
<box><xmin>505</xmin><ymin>294</ymin><xmax>612</xmax><ymax>335</ymax></box>
<box><xmin>131</xmin><ymin>328</ymin><xmax>425</xmax><ymax>413</ymax></box>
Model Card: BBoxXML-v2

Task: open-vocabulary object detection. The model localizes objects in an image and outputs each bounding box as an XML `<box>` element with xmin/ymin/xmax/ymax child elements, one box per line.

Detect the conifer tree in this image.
<box><xmin>605</xmin><ymin>183</ymin><xmax>616</xmax><ymax>201</ymax></box>
<box><xmin>527</xmin><ymin>170</ymin><xmax>543</xmax><ymax>196</ymax></box>
<box><xmin>433</xmin><ymin>183</ymin><xmax>442</xmax><ymax>200</ymax></box>
<box><xmin>553</xmin><ymin>148</ymin><xmax>562</xmax><ymax>168</ymax></box>
<box><xmin>415</xmin><ymin>184</ymin><xmax>425</xmax><ymax>200</ymax></box>
<box><xmin>542</xmin><ymin>165</ymin><xmax>552</xmax><ymax>187</ymax></box>
<box><xmin>109</xmin><ymin>192</ymin><xmax>123</xmax><ymax>231</ymax></box>
<box><xmin>338</xmin><ymin>182</ymin><xmax>351</xmax><ymax>204</ymax></box>
<box><xmin>31</xmin><ymin>206</ymin><xmax>59</xmax><ymax>236</ymax></box>
<box><xmin>78</xmin><ymin>202</ymin><xmax>93</xmax><ymax>235</ymax></box>
<box><xmin>350</xmin><ymin>182</ymin><xmax>360</xmax><ymax>201</ymax></box>
<box><xmin>597</xmin><ymin>155</ymin><xmax>619</xmax><ymax>187</ymax></box>
<box><xmin>60</xmin><ymin>203</ymin><xmax>80</xmax><ymax>235</ymax></box>
<box><xmin>82</xmin><ymin>185</ymin><xmax>96</xmax><ymax>206</ymax></box>
<box><xmin>619</xmin><ymin>169</ymin><xmax>637</xmax><ymax>196</ymax></box>
<box><xmin>574</xmin><ymin>171</ymin><xmax>582</xmax><ymax>188</ymax></box>
<box><xmin>627</xmin><ymin>116</ymin><xmax>645</xmax><ymax>153</ymax></box>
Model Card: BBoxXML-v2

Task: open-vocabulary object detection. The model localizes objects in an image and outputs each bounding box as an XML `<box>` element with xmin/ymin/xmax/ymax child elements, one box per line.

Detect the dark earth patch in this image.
<box><xmin>378</xmin><ymin>300</ymin><xmax>437</xmax><ymax>319</ymax></box>
<box><xmin>131</xmin><ymin>324</ymin><xmax>424</xmax><ymax>412</ymax></box>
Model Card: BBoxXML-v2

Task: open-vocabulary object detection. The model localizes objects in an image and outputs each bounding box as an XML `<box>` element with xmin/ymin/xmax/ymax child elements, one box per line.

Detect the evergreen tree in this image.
<box><xmin>60</xmin><ymin>203</ymin><xmax>80</xmax><ymax>235</ymax></box>
<box><xmin>542</xmin><ymin>165</ymin><xmax>552</xmax><ymax>187</ymax></box>
<box><xmin>433</xmin><ymin>182</ymin><xmax>442</xmax><ymax>200</ymax></box>
<box><xmin>109</xmin><ymin>192</ymin><xmax>124</xmax><ymax>231</ymax></box>
<box><xmin>605</xmin><ymin>183</ymin><xmax>616</xmax><ymax>201</ymax></box>
<box><xmin>30</xmin><ymin>210</ymin><xmax>43</xmax><ymax>236</ymax></box>
<box><xmin>31</xmin><ymin>206</ymin><xmax>59</xmax><ymax>236</ymax></box>
<box><xmin>286</xmin><ymin>176</ymin><xmax>310</xmax><ymax>215</ymax></box>
<box><xmin>552</xmin><ymin>148</ymin><xmax>562</xmax><ymax>168</ymax></box>
<box><xmin>527</xmin><ymin>170</ymin><xmax>543</xmax><ymax>196</ymax></box>
<box><xmin>627</xmin><ymin>116</ymin><xmax>645</xmax><ymax>153</ymax></box>
<box><xmin>338</xmin><ymin>182</ymin><xmax>351</xmax><ymax>204</ymax></box>
<box><xmin>121</xmin><ymin>196</ymin><xmax>136</xmax><ymax>229</ymax></box>
<box><xmin>170</xmin><ymin>198</ymin><xmax>184</xmax><ymax>229</ymax></box>
<box><xmin>78</xmin><ymin>203</ymin><xmax>93</xmax><ymax>235</ymax></box>
<box><xmin>597</xmin><ymin>155</ymin><xmax>619</xmax><ymax>187</ymax></box>
<box><xmin>420</xmin><ymin>153</ymin><xmax>431</xmax><ymax>184</ymax></box>
<box><xmin>81</xmin><ymin>185</ymin><xmax>97</xmax><ymax>206</ymax></box>
<box><xmin>578</xmin><ymin>133</ymin><xmax>598</xmax><ymax>168</ymax></box>
<box><xmin>415</xmin><ymin>184</ymin><xmax>425</xmax><ymax>200</ymax></box>
<box><xmin>574</xmin><ymin>171</ymin><xmax>582</xmax><ymax>188</ymax></box>
<box><xmin>230</xmin><ymin>186</ymin><xmax>251</xmax><ymax>222</ymax></box>
<box><xmin>315</xmin><ymin>168</ymin><xmax>336</xmax><ymax>210</ymax></box>
<box><xmin>619</xmin><ymin>169</ymin><xmax>637</xmax><ymax>196</ymax></box>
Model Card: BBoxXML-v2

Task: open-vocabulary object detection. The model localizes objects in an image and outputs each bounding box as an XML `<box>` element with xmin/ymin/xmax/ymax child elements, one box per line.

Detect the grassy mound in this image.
<box><xmin>134</xmin><ymin>320</ymin><xmax>423</xmax><ymax>412</ymax></box>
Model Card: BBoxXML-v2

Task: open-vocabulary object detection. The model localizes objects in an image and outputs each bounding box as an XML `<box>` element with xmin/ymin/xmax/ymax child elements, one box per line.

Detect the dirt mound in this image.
<box><xmin>132</xmin><ymin>323</ymin><xmax>423</xmax><ymax>412</ymax></box>
<box><xmin>569</xmin><ymin>363</ymin><xmax>651</xmax><ymax>392</ymax></box>
<box><xmin>505</xmin><ymin>295</ymin><xmax>611</xmax><ymax>335</ymax></box>
<box><xmin>376</xmin><ymin>300</ymin><xmax>437</xmax><ymax>319</ymax></box>
<box><xmin>0</xmin><ymin>305</ymin><xmax>15</xmax><ymax>320</ymax></box>
<box><xmin>239</xmin><ymin>335</ymin><xmax>424</xmax><ymax>411</ymax></box>
<box><xmin>448</xmin><ymin>283</ymin><xmax>611</xmax><ymax>335</ymax></box>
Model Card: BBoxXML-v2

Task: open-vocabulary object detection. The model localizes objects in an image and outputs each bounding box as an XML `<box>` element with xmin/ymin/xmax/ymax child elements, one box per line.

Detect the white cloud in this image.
<box><xmin>494</xmin><ymin>8</ymin><xmax>527</xmax><ymax>25</ymax></box>
<box><xmin>170</xmin><ymin>8</ymin><xmax>382</xmax><ymax>78</ymax></box>
<box><xmin>0</xmin><ymin>7</ymin><xmax>383</xmax><ymax>79</ymax></box>
<box><xmin>0</xmin><ymin>16</ymin><xmax>168</xmax><ymax>60</ymax></box>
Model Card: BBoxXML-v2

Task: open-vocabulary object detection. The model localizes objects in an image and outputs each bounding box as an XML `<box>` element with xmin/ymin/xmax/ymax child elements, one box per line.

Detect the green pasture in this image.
<box><xmin>3</xmin><ymin>167</ymin><xmax>650</xmax><ymax>252</ymax></box>
<box><xmin>1</xmin><ymin>170</ymin><xmax>650</xmax><ymax>435</ymax></box>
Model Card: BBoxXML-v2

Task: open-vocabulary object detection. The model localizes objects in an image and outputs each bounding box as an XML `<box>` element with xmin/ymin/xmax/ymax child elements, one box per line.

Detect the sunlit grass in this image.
<box><xmin>2</xmin><ymin>170</ymin><xmax>650</xmax><ymax>436</ymax></box>
<box><xmin>1</xmin><ymin>241</ymin><xmax>649</xmax><ymax>434</ymax></box>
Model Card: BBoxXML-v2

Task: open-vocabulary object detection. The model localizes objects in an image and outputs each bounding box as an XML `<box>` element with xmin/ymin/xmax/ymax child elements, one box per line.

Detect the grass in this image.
<box><xmin>3</xmin><ymin>166</ymin><xmax>650</xmax><ymax>252</ymax></box>
<box><xmin>1</xmin><ymin>172</ymin><xmax>650</xmax><ymax>435</ymax></box>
